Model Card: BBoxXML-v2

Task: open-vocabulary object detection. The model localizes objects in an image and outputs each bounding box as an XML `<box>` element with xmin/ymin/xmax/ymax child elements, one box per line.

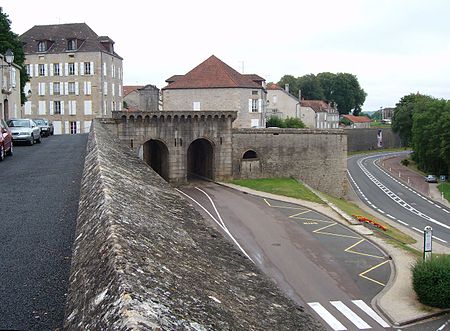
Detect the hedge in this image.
<box><xmin>412</xmin><ymin>255</ymin><xmax>450</xmax><ymax>308</ymax></box>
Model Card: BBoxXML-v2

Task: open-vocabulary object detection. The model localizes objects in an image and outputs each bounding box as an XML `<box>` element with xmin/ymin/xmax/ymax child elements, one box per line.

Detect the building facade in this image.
<box><xmin>1</xmin><ymin>53</ymin><xmax>21</xmax><ymax>120</ymax></box>
<box><xmin>342</xmin><ymin>114</ymin><xmax>372</xmax><ymax>128</ymax></box>
<box><xmin>300</xmin><ymin>100</ymin><xmax>339</xmax><ymax>129</ymax></box>
<box><xmin>266</xmin><ymin>83</ymin><xmax>298</xmax><ymax>119</ymax></box>
<box><xmin>20</xmin><ymin>23</ymin><xmax>123</xmax><ymax>134</ymax></box>
<box><xmin>123</xmin><ymin>84</ymin><xmax>161</xmax><ymax>111</ymax></box>
<box><xmin>162</xmin><ymin>55</ymin><xmax>267</xmax><ymax>128</ymax></box>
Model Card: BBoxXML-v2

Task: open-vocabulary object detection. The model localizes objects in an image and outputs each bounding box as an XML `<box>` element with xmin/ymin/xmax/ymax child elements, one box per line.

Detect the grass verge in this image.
<box><xmin>229</xmin><ymin>177</ymin><xmax>324</xmax><ymax>204</ymax></box>
<box><xmin>438</xmin><ymin>182</ymin><xmax>450</xmax><ymax>203</ymax></box>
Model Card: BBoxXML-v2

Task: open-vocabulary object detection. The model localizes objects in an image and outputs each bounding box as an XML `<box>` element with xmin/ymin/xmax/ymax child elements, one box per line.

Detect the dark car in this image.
<box><xmin>33</xmin><ymin>118</ymin><xmax>53</xmax><ymax>137</ymax></box>
<box><xmin>44</xmin><ymin>119</ymin><xmax>54</xmax><ymax>135</ymax></box>
<box><xmin>0</xmin><ymin>119</ymin><xmax>13</xmax><ymax>161</ymax></box>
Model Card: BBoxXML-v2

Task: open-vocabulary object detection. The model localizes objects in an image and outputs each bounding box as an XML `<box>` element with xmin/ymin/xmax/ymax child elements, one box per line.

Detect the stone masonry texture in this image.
<box><xmin>63</xmin><ymin>120</ymin><xmax>324</xmax><ymax>330</ymax></box>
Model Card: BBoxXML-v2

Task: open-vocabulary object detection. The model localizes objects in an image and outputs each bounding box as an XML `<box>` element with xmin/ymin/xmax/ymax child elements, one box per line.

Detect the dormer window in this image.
<box><xmin>67</xmin><ymin>39</ymin><xmax>77</xmax><ymax>51</ymax></box>
<box><xmin>37</xmin><ymin>41</ymin><xmax>47</xmax><ymax>52</ymax></box>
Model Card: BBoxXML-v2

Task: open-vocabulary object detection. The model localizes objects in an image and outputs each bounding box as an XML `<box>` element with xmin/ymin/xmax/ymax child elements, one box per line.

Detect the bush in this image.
<box><xmin>266</xmin><ymin>116</ymin><xmax>286</xmax><ymax>128</ymax></box>
<box><xmin>401</xmin><ymin>158</ymin><xmax>410</xmax><ymax>167</ymax></box>
<box><xmin>412</xmin><ymin>255</ymin><xmax>450</xmax><ymax>308</ymax></box>
<box><xmin>284</xmin><ymin>117</ymin><xmax>305</xmax><ymax>128</ymax></box>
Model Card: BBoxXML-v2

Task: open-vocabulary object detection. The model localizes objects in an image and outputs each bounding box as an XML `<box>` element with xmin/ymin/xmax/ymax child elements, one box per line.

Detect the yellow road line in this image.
<box><xmin>359</xmin><ymin>260</ymin><xmax>390</xmax><ymax>287</ymax></box>
<box><xmin>289</xmin><ymin>210</ymin><xmax>311</xmax><ymax>218</ymax></box>
<box><xmin>263</xmin><ymin>199</ymin><xmax>306</xmax><ymax>210</ymax></box>
<box><xmin>345</xmin><ymin>239</ymin><xmax>385</xmax><ymax>259</ymax></box>
<box><xmin>313</xmin><ymin>223</ymin><xmax>360</xmax><ymax>239</ymax></box>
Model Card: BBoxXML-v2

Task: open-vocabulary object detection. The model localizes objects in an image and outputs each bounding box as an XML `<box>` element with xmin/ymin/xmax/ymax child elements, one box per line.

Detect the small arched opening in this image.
<box><xmin>240</xmin><ymin>149</ymin><xmax>261</xmax><ymax>178</ymax></box>
<box><xmin>242</xmin><ymin>150</ymin><xmax>258</xmax><ymax>160</ymax></box>
<box><xmin>143</xmin><ymin>139</ymin><xmax>169</xmax><ymax>181</ymax></box>
<box><xmin>187</xmin><ymin>138</ymin><xmax>214</xmax><ymax>180</ymax></box>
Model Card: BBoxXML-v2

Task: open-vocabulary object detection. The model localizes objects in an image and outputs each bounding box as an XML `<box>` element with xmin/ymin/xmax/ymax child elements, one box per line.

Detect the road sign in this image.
<box><xmin>424</xmin><ymin>226</ymin><xmax>432</xmax><ymax>261</ymax></box>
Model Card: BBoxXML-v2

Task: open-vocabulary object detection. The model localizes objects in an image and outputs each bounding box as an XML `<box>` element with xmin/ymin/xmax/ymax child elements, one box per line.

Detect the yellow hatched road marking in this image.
<box><xmin>313</xmin><ymin>223</ymin><xmax>360</xmax><ymax>239</ymax></box>
<box><xmin>359</xmin><ymin>260</ymin><xmax>390</xmax><ymax>286</ymax></box>
<box><xmin>345</xmin><ymin>239</ymin><xmax>385</xmax><ymax>259</ymax></box>
<box><xmin>263</xmin><ymin>199</ymin><xmax>306</xmax><ymax>210</ymax></box>
<box><xmin>289</xmin><ymin>210</ymin><xmax>311</xmax><ymax>218</ymax></box>
<box><xmin>293</xmin><ymin>217</ymin><xmax>334</xmax><ymax>224</ymax></box>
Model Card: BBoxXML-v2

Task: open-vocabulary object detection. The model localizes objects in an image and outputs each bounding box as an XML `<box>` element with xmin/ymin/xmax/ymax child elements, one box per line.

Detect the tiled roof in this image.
<box><xmin>342</xmin><ymin>115</ymin><xmax>372</xmax><ymax>123</ymax></box>
<box><xmin>123</xmin><ymin>85</ymin><xmax>144</xmax><ymax>97</ymax></box>
<box><xmin>20</xmin><ymin>23</ymin><xmax>122</xmax><ymax>59</ymax></box>
<box><xmin>163</xmin><ymin>55</ymin><xmax>264</xmax><ymax>90</ymax></box>
<box><xmin>267</xmin><ymin>83</ymin><xmax>283</xmax><ymax>90</ymax></box>
<box><xmin>301</xmin><ymin>100</ymin><xmax>333</xmax><ymax>113</ymax></box>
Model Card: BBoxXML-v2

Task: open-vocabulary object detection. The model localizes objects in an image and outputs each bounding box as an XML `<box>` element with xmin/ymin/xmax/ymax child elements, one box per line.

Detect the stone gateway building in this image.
<box><xmin>20</xmin><ymin>23</ymin><xmax>123</xmax><ymax>134</ymax></box>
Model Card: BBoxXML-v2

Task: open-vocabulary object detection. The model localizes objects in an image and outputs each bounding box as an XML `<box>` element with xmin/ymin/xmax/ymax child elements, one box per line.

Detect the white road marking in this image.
<box><xmin>330</xmin><ymin>301</ymin><xmax>371</xmax><ymax>329</ymax></box>
<box><xmin>396</xmin><ymin>219</ymin><xmax>409</xmax><ymax>226</ymax></box>
<box><xmin>308</xmin><ymin>302</ymin><xmax>347</xmax><ymax>330</ymax></box>
<box><xmin>352</xmin><ymin>300</ymin><xmax>390</xmax><ymax>328</ymax></box>
<box><xmin>436</xmin><ymin>318</ymin><xmax>450</xmax><ymax>331</ymax></box>
<box><xmin>175</xmin><ymin>188</ymin><xmax>255</xmax><ymax>263</ymax></box>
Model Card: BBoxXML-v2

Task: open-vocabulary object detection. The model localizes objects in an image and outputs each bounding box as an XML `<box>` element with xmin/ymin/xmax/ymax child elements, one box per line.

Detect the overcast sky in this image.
<box><xmin>3</xmin><ymin>0</ymin><xmax>450</xmax><ymax>111</ymax></box>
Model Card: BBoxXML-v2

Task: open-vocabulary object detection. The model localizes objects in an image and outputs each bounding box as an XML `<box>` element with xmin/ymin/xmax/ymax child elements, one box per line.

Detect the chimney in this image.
<box><xmin>298</xmin><ymin>89</ymin><xmax>301</xmax><ymax>102</ymax></box>
<box><xmin>285</xmin><ymin>84</ymin><xmax>289</xmax><ymax>93</ymax></box>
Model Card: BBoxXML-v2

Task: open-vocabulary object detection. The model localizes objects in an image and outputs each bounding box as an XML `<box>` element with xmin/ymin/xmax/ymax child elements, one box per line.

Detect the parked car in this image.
<box><xmin>33</xmin><ymin>118</ymin><xmax>53</xmax><ymax>137</ymax></box>
<box><xmin>0</xmin><ymin>119</ymin><xmax>13</xmax><ymax>161</ymax></box>
<box><xmin>425</xmin><ymin>175</ymin><xmax>438</xmax><ymax>183</ymax></box>
<box><xmin>6</xmin><ymin>118</ymin><xmax>41</xmax><ymax>145</ymax></box>
<box><xmin>44</xmin><ymin>119</ymin><xmax>54</xmax><ymax>135</ymax></box>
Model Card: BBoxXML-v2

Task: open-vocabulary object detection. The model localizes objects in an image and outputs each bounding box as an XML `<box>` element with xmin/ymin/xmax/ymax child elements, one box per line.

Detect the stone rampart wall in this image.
<box><xmin>233</xmin><ymin>128</ymin><xmax>348</xmax><ymax>198</ymax></box>
<box><xmin>345</xmin><ymin>128</ymin><xmax>402</xmax><ymax>152</ymax></box>
<box><xmin>64</xmin><ymin>120</ymin><xmax>322</xmax><ymax>330</ymax></box>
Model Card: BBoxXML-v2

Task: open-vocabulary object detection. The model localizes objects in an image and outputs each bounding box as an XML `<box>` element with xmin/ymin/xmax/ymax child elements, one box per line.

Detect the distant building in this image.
<box><xmin>266</xmin><ymin>83</ymin><xmax>298</xmax><ymax>119</ymax></box>
<box><xmin>162</xmin><ymin>55</ymin><xmax>267</xmax><ymax>128</ymax></box>
<box><xmin>20</xmin><ymin>23</ymin><xmax>123</xmax><ymax>134</ymax></box>
<box><xmin>342</xmin><ymin>114</ymin><xmax>372</xmax><ymax>128</ymax></box>
<box><xmin>300</xmin><ymin>100</ymin><xmax>339</xmax><ymax>129</ymax></box>
<box><xmin>123</xmin><ymin>84</ymin><xmax>161</xmax><ymax>111</ymax></box>
<box><xmin>380</xmin><ymin>107</ymin><xmax>395</xmax><ymax>123</ymax></box>
<box><xmin>1</xmin><ymin>52</ymin><xmax>21</xmax><ymax>120</ymax></box>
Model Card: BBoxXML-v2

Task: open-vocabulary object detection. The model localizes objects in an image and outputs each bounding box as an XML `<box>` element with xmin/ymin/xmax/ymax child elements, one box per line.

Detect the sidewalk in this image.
<box><xmin>218</xmin><ymin>179</ymin><xmax>450</xmax><ymax>327</ymax></box>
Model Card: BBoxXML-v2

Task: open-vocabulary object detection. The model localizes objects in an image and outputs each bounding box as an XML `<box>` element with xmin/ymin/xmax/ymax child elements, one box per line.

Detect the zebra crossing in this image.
<box><xmin>308</xmin><ymin>300</ymin><xmax>390</xmax><ymax>330</ymax></box>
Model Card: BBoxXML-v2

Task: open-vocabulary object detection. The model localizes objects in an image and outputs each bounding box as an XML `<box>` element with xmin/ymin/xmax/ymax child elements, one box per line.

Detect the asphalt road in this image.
<box><xmin>178</xmin><ymin>183</ymin><xmax>392</xmax><ymax>331</ymax></box>
<box><xmin>348</xmin><ymin>152</ymin><xmax>450</xmax><ymax>246</ymax></box>
<box><xmin>0</xmin><ymin>134</ymin><xmax>88</xmax><ymax>330</ymax></box>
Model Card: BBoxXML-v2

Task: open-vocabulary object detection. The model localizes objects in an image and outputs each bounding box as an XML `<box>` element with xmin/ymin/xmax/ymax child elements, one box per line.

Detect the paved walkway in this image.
<box><xmin>219</xmin><ymin>160</ymin><xmax>450</xmax><ymax>327</ymax></box>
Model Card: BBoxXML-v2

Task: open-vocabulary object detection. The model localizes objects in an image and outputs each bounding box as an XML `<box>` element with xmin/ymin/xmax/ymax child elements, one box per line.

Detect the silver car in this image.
<box><xmin>6</xmin><ymin>119</ymin><xmax>42</xmax><ymax>145</ymax></box>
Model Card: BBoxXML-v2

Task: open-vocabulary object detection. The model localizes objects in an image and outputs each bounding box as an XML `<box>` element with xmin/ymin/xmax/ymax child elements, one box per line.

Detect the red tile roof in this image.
<box><xmin>163</xmin><ymin>55</ymin><xmax>263</xmax><ymax>90</ymax></box>
<box><xmin>123</xmin><ymin>85</ymin><xmax>144</xmax><ymax>97</ymax></box>
<box><xmin>342</xmin><ymin>115</ymin><xmax>372</xmax><ymax>123</ymax></box>
<box><xmin>267</xmin><ymin>83</ymin><xmax>283</xmax><ymax>90</ymax></box>
<box><xmin>301</xmin><ymin>100</ymin><xmax>333</xmax><ymax>113</ymax></box>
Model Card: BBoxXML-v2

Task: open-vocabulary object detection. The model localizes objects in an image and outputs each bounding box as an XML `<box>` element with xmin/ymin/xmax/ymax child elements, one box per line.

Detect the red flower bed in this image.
<box><xmin>352</xmin><ymin>215</ymin><xmax>387</xmax><ymax>231</ymax></box>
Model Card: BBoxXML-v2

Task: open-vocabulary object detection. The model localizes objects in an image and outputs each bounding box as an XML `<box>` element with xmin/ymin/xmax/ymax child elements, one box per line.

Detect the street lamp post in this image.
<box><xmin>1</xmin><ymin>48</ymin><xmax>15</xmax><ymax>119</ymax></box>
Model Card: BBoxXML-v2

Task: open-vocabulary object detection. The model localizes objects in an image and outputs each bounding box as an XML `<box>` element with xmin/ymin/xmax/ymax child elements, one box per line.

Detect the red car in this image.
<box><xmin>0</xmin><ymin>119</ymin><xmax>13</xmax><ymax>161</ymax></box>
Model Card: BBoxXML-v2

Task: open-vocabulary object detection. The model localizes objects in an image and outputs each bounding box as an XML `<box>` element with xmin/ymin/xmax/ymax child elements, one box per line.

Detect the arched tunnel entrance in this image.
<box><xmin>187</xmin><ymin>138</ymin><xmax>214</xmax><ymax>180</ymax></box>
<box><xmin>143</xmin><ymin>139</ymin><xmax>169</xmax><ymax>181</ymax></box>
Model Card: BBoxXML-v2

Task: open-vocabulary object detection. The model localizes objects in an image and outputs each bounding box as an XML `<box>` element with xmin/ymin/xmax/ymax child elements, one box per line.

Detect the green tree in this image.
<box><xmin>331</xmin><ymin>73</ymin><xmax>366</xmax><ymax>115</ymax></box>
<box><xmin>266</xmin><ymin>116</ymin><xmax>286</xmax><ymax>128</ymax></box>
<box><xmin>277</xmin><ymin>75</ymin><xmax>299</xmax><ymax>98</ymax></box>
<box><xmin>0</xmin><ymin>8</ymin><xmax>28</xmax><ymax>104</ymax></box>
<box><xmin>392</xmin><ymin>93</ymin><xmax>433</xmax><ymax>147</ymax></box>
<box><xmin>317</xmin><ymin>72</ymin><xmax>336</xmax><ymax>101</ymax></box>
<box><xmin>297</xmin><ymin>74</ymin><xmax>324</xmax><ymax>100</ymax></box>
<box><xmin>284</xmin><ymin>117</ymin><xmax>305</xmax><ymax>128</ymax></box>
<box><xmin>411</xmin><ymin>98</ymin><xmax>450</xmax><ymax>174</ymax></box>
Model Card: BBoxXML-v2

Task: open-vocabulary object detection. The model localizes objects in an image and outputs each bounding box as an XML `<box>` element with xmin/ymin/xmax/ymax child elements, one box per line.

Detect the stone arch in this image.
<box><xmin>242</xmin><ymin>149</ymin><xmax>258</xmax><ymax>159</ymax></box>
<box><xmin>240</xmin><ymin>149</ymin><xmax>261</xmax><ymax>178</ymax></box>
<box><xmin>143</xmin><ymin>139</ymin><xmax>169</xmax><ymax>181</ymax></box>
<box><xmin>187</xmin><ymin>138</ymin><xmax>214</xmax><ymax>180</ymax></box>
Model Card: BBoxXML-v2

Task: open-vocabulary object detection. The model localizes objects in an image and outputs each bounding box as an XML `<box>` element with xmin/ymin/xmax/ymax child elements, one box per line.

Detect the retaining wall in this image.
<box><xmin>233</xmin><ymin>128</ymin><xmax>348</xmax><ymax>198</ymax></box>
<box><xmin>345</xmin><ymin>128</ymin><xmax>402</xmax><ymax>152</ymax></box>
<box><xmin>63</xmin><ymin>120</ymin><xmax>323</xmax><ymax>330</ymax></box>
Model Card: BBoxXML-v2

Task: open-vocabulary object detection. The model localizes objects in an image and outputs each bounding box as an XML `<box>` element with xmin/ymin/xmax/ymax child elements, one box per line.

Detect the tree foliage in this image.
<box><xmin>266</xmin><ymin>116</ymin><xmax>305</xmax><ymax>128</ymax></box>
<box><xmin>0</xmin><ymin>8</ymin><xmax>28</xmax><ymax>104</ymax></box>
<box><xmin>277</xmin><ymin>72</ymin><xmax>366</xmax><ymax>115</ymax></box>
<box><xmin>393</xmin><ymin>93</ymin><xmax>450</xmax><ymax>174</ymax></box>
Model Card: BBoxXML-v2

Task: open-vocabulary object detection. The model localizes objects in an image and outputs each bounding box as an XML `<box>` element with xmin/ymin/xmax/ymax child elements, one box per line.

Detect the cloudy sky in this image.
<box><xmin>2</xmin><ymin>0</ymin><xmax>450</xmax><ymax>111</ymax></box>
